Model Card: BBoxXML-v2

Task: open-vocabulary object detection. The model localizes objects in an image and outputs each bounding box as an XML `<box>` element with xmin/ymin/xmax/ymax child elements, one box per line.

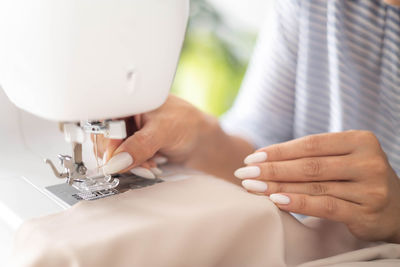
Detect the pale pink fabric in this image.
<box><xmin>9</xmin><ymin>176</ymin><xmax>400</xmax><ymax>267</ymax></box>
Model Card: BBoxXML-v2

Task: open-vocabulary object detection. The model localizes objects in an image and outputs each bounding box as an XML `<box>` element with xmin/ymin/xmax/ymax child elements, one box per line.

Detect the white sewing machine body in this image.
<box><xmin>0</xmin><ymin>0</ymin><xmax>189</xmax><ymax>121</ymax></box>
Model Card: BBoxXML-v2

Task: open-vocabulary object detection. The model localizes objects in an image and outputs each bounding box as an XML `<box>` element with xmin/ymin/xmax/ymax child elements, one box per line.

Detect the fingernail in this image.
<box><xmin>234</xmin><ymin>166</ymin><xmax>261</xmax><ymax>179</ymax></box>
<box><xmin>131</xmin><ymin>167</ymin><xmax>156</xmax><ymax>179</ymax></box>
<box><xmin>153</xmin><ymin>156</ymin><xmax>168</xmax><ymax>165</ymax></box>
<box><xmin>150</xmin><ymin>167</ymin><xmax>163</xmax><ymax>176</ymax></box>
<box><xmin>270</xmin><ymin>194</ymin><xmax>291</xmax><ymax>205</ymax></box>
<box><xmin>102</xmin><ymin>151</ymin><xmax>108</xmax><ymax>165</ymax></box>
<box><xmin>102</xmin><ymin>152</ymin><xmax>133</xmax><ymax>175</ymax></box>
<box><xmin>242</xmin><ymin>180</ymin><xmax>268</xmax><ymax>193</ymax></box>
<box><xmin>244</xmin><ymin>152</ymin><xmax>267</xmax><ymax>164</ymax></box>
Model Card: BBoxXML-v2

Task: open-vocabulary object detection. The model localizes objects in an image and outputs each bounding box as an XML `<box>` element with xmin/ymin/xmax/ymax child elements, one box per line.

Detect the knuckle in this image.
<box><xmin>346</xmin><ymin>130</ymin><xmax>358</xmax><ymax>135</ymax></box>
<box><xmin>323</xmin><ymin>197</ymin><xmax>338</xmax><ymax>215</ymax></box>
<box><xmin>135</xmin><ymin>131</ymin><xmax>158</xmax><ymax>153</ymax></box>
<box><xmin>276</xmin><ymin>183</ymin><xmax>286</xmax><ymax>193</ymax></box>
<box><xmin>347</xmin><ymin>129</ymin><xmax>364</xmax><ymax>137</ymax></box>
<box><xmin>269</xmin><ymin>145</ymin><xmax>283</xmax><ymax>160</ymax></box>
<box><xmin>309</xmin><ymin>183</ymin><xmax>328</xmax><ymax>195</ymax></box>
<box><xmin>366</xmin><ymin>157</ymin><xmax>389</xmax><ymax>176</ymax></box>
<box><xmin>135</xmin><ymin>131</ymin><xmax>152</xmax><ymax>145</ymax></box>
<box><xmin>375</xmin><ymin>160</ymin><xmax>389</xmax><ymax>176</ymax></box>
<box><xmin>368</xmin><ymin>185</ymin><xmax>390</xmax><ymax>209</ymax></box>
<box><xmin>303</xmin><ymin>158</ymin><xmax>322</xmax><ymax>177</ymax></box>
<box><xmin>376</xmin><ymin>185</ymin><xmax>389</xmax><ymax>200</ymax></box>
<box><xmin>303</xmin><ymin>135</ymin><xmax>320</xmax><ymax>153</ymax></box>
<box><xmin>359</xmin><ymin>205</ymin><xmax>379</xmax><ymax>223</ymax></box>
<box><xmin>359</xmin><ymin>130</ymin><xmax>377</xmax><ymax>141</ymax></box>
<box><xmin>357</xmin><ymin>131</ymin><xmax>380</xmax><ymax>146</ymax></box>
<box><xmin>297</xmin><ymin>196</ymin><xmax>307</xmax><ymax>211</ymax></box>
<box><xmin>267</xmin><ymin>162</ymin><xmax>279</xmax><ymax>178</ymax></box>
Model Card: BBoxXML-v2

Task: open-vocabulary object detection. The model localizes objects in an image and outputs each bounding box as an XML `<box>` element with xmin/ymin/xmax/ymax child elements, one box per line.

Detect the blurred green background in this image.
<box><xmin>171</xmin><ymin>0</ymin><xmax>258</xmax><ymax>116</ymax></box>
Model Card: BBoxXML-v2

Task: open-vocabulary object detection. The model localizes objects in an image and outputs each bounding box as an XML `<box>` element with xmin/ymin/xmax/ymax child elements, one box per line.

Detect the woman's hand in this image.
<box><xmin>235</xmin><ymin>131</ymin><xmax>400</xmax><ymax>243</ymax></box>
<box><xmin>93</xmin><ymin>95</ymin><xmax>207</xmax><ymax>176</ymax></box>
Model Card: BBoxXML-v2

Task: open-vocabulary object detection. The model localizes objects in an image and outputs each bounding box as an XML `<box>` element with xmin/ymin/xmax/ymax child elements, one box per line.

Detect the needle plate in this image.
<box><xmin>46</xmin><ymin>173</ymin><xmax>163</xmax><ymax>206</ymax></box>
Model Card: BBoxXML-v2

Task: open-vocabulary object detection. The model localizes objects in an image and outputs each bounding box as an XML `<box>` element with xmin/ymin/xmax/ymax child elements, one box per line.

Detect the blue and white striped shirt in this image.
<box><xmin>221</xmin><ymin>0</ymin><xmax>400</xmax><ymax>175</ymax></box>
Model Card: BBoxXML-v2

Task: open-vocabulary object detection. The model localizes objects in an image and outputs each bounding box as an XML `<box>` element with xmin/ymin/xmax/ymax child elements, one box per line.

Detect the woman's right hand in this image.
<box><xmin>95</xmin><ymin>95</ymin><xmax>209</xmax><ymax>175</ymax></box>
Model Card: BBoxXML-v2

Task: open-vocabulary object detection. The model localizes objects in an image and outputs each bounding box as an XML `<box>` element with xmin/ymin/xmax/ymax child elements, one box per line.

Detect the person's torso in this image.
<box><xmin>293</xmin><ymin>0</ymin><xmax>400</xmax><ymax>174</ymax></box>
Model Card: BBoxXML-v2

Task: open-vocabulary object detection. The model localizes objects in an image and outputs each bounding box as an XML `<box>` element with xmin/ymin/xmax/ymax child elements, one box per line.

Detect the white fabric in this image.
<box><xmin>9</xmin><ymin>176</ymin><xmax>400</xmax><ymax>267</ymax></box>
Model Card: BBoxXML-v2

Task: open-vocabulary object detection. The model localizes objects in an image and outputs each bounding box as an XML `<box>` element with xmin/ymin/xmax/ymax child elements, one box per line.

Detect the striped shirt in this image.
<box><xmin>221</xmin><ymin>0</ymin><xmax>400</xmax><ymax>175</ymax></box>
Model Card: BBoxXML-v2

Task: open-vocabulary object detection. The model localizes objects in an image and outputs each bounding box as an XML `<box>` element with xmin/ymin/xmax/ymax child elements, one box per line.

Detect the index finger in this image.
<box><xmin>103</xmin><ymin>138</ymin><xmax>123</xmax><ymax>163</ymax></box>
<box><xmin>91</xmin><ymin>133</ymin><xmax>123</xmax><ymax>162</ymax></box>
<box><xmin>259</xmin><ymin>131</ymin><xmax>357</xmax><ymax>161</ymax></box>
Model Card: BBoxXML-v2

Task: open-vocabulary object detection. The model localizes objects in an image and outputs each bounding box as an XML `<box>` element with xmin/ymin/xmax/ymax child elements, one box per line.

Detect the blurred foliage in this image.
<box><xmin>171</xmin><ymin>0</ymin><xmax>256</xmax><ymax>116</ymax></box>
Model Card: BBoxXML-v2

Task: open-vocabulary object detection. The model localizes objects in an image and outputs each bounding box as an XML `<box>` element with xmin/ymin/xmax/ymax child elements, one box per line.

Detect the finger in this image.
<box><xmin>140</xmin><ymin>161</ymin><xmax>152</xmax><ymax>169</ymax></box>
<box><xmin>257</xmin><ymin>131</ymin><xmax>359</xmax><ymax>162</ymax></box>
<box><xmin>91</xmin><ymin>134</ymin><xmax>120</xmax><ymax>155</ymax></box>
<box><xmin>153</xmin><ymin>155</ymin><xmax>168</xmax><ymax>165</ymax></box>
<box><xmin>143</xmin><ymin>160</ymin><xmax>163</xmax><ymax>177</ymax></box>
<box><xmin>150</xmin><ymin>167</ymin><xmax>163</xmax><ymax>177</ymax></box>
<box><xmin>103</xmin><ymin>139</ymin><xmax>123</xmax><ymax>163</ymax></box>
<box><xmin>242</xmin><ymin>180</ymin><xmax>363</xmax><ymax>204</ymax></box>
<box><xmin>147</xmin><ymin>159</ymin><xmax>157</xmax><ymax>168</ymax></box>
<box><xmin>104</xmin><ymin>123</ymin><xmax>164</xmax><ymax>174</ymax></box>
<box><xmin>130</xmin><ymin>167</ymin><xmax>156</xmax><ymax>179</ymax></box>
<box><xmin>102</xmin><ymin>116</ymin><xmax>137</xmax><ymax>163</ymax></box>
<box><xmin>269</xmin><ymin>193</ymin><xmax>359</xmax><ymax>223</ymax></box>
<box><xmin>244</xmin><ymin>155</ymin><xmax>356</xmax><ymax>182</ymax></box>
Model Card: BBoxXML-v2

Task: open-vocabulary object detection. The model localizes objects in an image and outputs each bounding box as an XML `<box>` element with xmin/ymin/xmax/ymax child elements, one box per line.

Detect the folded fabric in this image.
<box><xmin>9</xmin><ymin>175</ymin><xmax>400</xmax><ymax>267</ymax></box>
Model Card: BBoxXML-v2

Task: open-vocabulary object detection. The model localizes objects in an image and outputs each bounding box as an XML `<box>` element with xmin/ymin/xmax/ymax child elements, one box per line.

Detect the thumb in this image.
<box><xmin>102</xmin><ymin>123</ymin><xmax>163</xmax><ymax>175</ymax></box>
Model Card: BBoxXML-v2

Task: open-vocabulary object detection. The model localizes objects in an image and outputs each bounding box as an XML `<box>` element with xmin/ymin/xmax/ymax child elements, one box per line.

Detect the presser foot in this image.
<box><xmin>72</xmin><ymin>175</ymin><xmax>120</xmax><ymax>193</ymax></box>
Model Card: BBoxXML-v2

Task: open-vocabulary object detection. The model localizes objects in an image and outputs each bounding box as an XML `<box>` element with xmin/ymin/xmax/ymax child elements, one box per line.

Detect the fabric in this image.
<box><xmin>9</xmin><ymin>175</ymin><xmax>400</xmax><ymax>267</ymax></box>
<box><xmin>220</xmin><ymin>0</ymin><xmax>400</xmax><ymax>176</ymax></box>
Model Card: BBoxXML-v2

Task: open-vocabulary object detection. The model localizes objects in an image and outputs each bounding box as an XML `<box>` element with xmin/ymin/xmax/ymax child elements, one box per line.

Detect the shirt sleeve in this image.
<box><xmin>220</xmin><ymin>0</ymin><xmax>300</xmax><ymax>149</ymax></box>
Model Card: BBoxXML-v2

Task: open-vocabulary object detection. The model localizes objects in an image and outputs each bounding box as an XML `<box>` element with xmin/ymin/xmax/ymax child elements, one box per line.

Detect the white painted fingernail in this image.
<box><xmin>102</xmin><ymin>152</ymin><xmax>133</xmax><ymax>175</ymax></box>
<box><xmin>270</xmin><ymin>194</ymin><xmax>291</xmax><ymax>205</ymax></box>
<box><xmin>102</xmin><ymin>151</ymin><xmax>108</xmax><ymax>165</ymax></box>
<box><xmin>153</xmin><ymin>156</ymin><xmax>168</xmax><ymax>165</ymax></box>
<box><xmin>244</xmin><ymin>152</ymin><xmax>267</xmax><ymax>164</ymax></box>
<box><xmin>234</xmin><ymin>166</ymin><xmax>261</xmax><ymax>179</ymax></box>
<box><xmin>150</xmin><ymin>167</ymin><xmax>163</xmax><ymax>176</ymax></box>
<box><xmin>242</xmin><ymin>180</ymin><xmax>268</xmax><ymax>193</ymax></box>
<box><xmin>131</xmin><ymin>167</ymin><xmax>156</xmax><ymax>179</ymax></box>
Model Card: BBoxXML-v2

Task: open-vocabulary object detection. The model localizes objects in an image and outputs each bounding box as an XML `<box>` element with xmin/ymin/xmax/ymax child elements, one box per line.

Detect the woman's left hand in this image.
<box><xmin>235</xmin><ymin>130</ymin><xmax>400</xmax><ymax>243</ymax></box>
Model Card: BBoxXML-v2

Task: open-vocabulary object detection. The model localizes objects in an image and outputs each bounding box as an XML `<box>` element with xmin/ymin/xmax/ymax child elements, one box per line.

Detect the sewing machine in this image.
<box><xmin>0</xmin><ymin>0</ymin><xmax>189</xmax><ymax>258</ymax></box>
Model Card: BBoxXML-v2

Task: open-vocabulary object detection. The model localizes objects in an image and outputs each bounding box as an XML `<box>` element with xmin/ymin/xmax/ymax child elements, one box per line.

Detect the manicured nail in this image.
<box><xmin>102</xmin><ymin>152</ymin><xmax>133</xmax><ymax>175</ymax></box>
<box><xmin>244</xmin><ymin>152</ymin><xmax>267</xmax><ymax>164</ymax></box>
<box><xmin>153</xmin><ymin>156</ymin><xmax>168</xmax><ymax>165</ymax></box>
<box><xmin>150</xmin><ymin>167</ymin><xmax>163</xmax><ymax>176</ymax></box>
<box><xmin>270</xmin><ymin>194</ymin><xmax>291</xmax><ymax>205</ymax></box>
<box><xmin>234</xmin><ymin>166</ymin><xmax>261</xmax><ymax>179</ymax></box>
<box><xmin>102</xmin><ymin>151</ymin><xmax>108</xmax><ymax>165</ymax></box>
<box><xmin>242</xmin><ymin>180</ymin><xmax>268</xmax><ymax>193</ymax></box>
<box><xmin>130</xmin><ymin>167</ymin><xmax>156</xmax><ymax>179</ymax></box>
